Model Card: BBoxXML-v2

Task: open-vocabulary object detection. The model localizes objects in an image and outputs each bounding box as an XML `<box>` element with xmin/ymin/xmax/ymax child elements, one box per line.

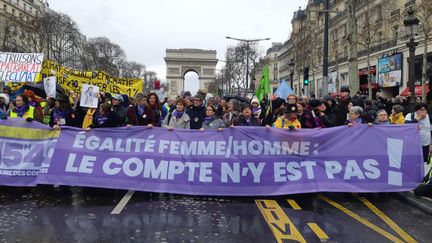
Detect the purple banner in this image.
<box><xmin>35</xmin><ymin>123</ymin><xmax>423</xmax><ymax>196</ymax></box>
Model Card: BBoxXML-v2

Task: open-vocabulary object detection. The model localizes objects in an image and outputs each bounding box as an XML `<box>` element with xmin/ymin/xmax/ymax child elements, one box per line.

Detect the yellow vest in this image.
<box><xmin>10</xmin><ymin>106</ymin><xmax>35</xmax><ymax>119</ymax></box>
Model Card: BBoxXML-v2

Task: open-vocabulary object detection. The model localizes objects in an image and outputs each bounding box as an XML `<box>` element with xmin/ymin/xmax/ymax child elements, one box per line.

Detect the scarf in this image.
<box><xmin>173</xmin><ymin>110</ymin><xmax>184</xmax><ymax>119</ymax></box>
<box><xmin>15</xmin><ymin>104</ymin><xmax>29</xmax><ymax>118</ymax></box>
<box><xmin>96</xmin><ymin>115</ymin><xmax>109</xmax><ymax>126</ymax></box>
<box><xmin>349</xmin><ymin>117</ymin><xmax>363</xmax><ymax>125</ymax></box>
<box><xmin>53</xmin><ymin>108</ymin><xmax>69</xmax><ymax>123</ymax></box>
<box><xmin>29</xmin><ymin>101</ymin><xmax>36</xmax><ymax>107</ymax></box>
<box><xmin>137</xmin><ymin>105</ymin><xmax>145</xmax><ymax>117</ymax></box>
<box><xmin>204</xmin><ymin>116</ymin><xmax>214</xmax><ymax>125</ymax></box>
<box><xmin>252</xmin><ymin>107</ymin><xmax>261</xmax><ymax>114</ymax></box>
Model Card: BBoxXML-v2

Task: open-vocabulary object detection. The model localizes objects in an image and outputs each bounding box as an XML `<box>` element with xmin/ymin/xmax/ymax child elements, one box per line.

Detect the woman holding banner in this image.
<box><xmin>8</xmin><ymin>94</ymin><xmax>37</xmax><ymax>121</ymax></box>
<box><xmin>127</xmin><ymin>93</ymin><xmax>154</xmax><ymax>127</ymax></box>
<box><xmin>162</xmin><ymin>99</ymin><xmax>190</xmax><ymax>130</ymax></box>
<box><xmin>147</xmin><ymin>92</ymin><xmax>162</xmax><ymax>127</ymax></box>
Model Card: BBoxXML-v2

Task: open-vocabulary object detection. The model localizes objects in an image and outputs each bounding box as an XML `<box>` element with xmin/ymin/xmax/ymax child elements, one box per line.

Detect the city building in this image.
<box><xmin>279</xmin><ymin>0</ymin><xmax>432</xmax><ymax>99</ymax></box>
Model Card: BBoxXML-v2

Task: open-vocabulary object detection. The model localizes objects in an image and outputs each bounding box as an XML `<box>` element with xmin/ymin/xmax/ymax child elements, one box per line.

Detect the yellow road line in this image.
<box><xmin>307</xmin><ymin>223</ymin><xmax>330</xmax><ymax>242</ymax></box>
<box><xmin>319</xmin><ymin>195</ymin><xmax>403</xmax><ymax>243</ymax></box>
<box><xmin>356</xmin><ymin>196</ymin><xmax>417</xmax><ymax>243</ymax></box>
<box><xmin>255</xmin><ymin>200</ymin><xmax>306</xmax><ymax>243</ymax></box>
<box><xmin>287</xmin><ymin>199</ymin><xmax>302</xmax><ymax>210</ymax></box>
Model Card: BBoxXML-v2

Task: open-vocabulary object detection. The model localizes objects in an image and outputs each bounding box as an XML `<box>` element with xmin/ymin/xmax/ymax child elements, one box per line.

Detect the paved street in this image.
<box><xmin>1</xmin><ymin>186</ymin><xmax>431</xmax><ymax>242</ymax></box>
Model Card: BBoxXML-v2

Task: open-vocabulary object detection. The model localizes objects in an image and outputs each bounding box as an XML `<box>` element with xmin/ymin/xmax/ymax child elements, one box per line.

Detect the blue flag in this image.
<box><xmin>274</xmin><ymin>80</ymin><xmax>293</xmax><ymax>101</ymax></box>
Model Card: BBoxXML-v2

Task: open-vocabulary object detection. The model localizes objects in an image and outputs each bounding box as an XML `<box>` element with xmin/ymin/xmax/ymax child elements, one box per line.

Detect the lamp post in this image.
<box><xmin>226</xmin><ymin>36</ymin><xmax>270</xmax><ymax>95</ymax></box>
<box><xmin>404</xmin><ymin>8</ymin><xmax>420</xmax><ymax>112</ymax></box>
<box><xmin>288</xmin><ymin>60</ymin><xmax>295</xmax><ymax>89</ymax></box>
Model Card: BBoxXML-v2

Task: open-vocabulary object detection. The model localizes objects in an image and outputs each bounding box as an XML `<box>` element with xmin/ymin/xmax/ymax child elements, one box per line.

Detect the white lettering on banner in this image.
<box><xmin>0</xmin><ymin>138</ymin><xmax>56</xmax><ymax>171</ymax></box>
<box><xmin>72</xmin><ymin>133</ymin><xmax>318</xmax><ymax>157</ymax></box>
<box><xmin>65</xmin><ymin>154</ymin><xmax>95</xmax><ymax>174</ymax></box>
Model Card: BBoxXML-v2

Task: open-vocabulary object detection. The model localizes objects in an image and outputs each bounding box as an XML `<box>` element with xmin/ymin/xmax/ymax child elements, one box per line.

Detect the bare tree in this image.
<box><xmin>224</xmin><ymin>42</ymin><xmax>260</xmax><ymax>95</ymax></box>
<box><xmin>85</xmin><ymin>37</ymin><xmax>127</xmax><ymax>76</ymax></box>
<box><xmin>414</xmin><ymin>0</ymin><xmax>432</xmax><ymax>102</ymax></box>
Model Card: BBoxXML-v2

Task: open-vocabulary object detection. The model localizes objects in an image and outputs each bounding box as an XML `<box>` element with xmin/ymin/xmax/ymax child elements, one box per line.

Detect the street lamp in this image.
<box><xmin>404</xmin><ymin>8</ymin><xmax>420</xmax><ymax>112</ymax></box>
<box><xmin>288</xmin><ymin>60</ymin><xmax>295</xmax><ymax>89</ymax></box>
<box><xmin>226</xmin><ymin>36</ymin><xmax>270</xmax><ymax>95</ymax></box>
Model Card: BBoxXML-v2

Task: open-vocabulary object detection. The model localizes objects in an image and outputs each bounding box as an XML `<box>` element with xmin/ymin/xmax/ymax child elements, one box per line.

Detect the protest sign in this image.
<box><xmin>44</xmin><ymin>76</ymin><xmax>57</xmax><ymax>98</ymax></box>
<box><xmin>0</xmin><ymin>52</ymin><xmax>44</xmax><ymax>82</ymax></box>
<box><xmin>80</xmin><ymin>84</ymin><xmax>99</xmax><ymax>108</ymax></box>
<box><xmin>0</xmin><ymin>120</ymin><xmax>424</xmax><ymax>195</ymax></box>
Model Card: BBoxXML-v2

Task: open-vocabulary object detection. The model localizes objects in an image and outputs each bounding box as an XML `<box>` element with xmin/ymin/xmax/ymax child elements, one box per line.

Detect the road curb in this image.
<box><xmin>394</xmin><ymin>191</ymin><xmax>432</xmax><ymax>215</ymax></box>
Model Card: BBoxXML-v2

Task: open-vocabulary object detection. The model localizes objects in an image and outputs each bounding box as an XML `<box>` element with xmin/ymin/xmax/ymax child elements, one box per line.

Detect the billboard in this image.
<box><xmin>378</xmin><ymin>53</ymin><xmax>403</xmax><ymax>87</ymax></box>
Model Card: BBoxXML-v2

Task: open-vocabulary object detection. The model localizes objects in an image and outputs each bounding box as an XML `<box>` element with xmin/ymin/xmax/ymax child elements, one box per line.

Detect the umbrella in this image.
<box><xmin>223</xmin><ymin>94</ymin><xmax>250</xmax><ymax>104</ymax></box>
<box><xmin>22</xmin><ymin>82</ymin><xmax>66</xmax><ymax>98</ymax></box>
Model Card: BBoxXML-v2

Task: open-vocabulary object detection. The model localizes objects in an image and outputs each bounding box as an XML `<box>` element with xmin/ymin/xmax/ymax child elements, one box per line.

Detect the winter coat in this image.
<box><xmin>201</xmin><ymin>116</ymin><xmax>225</xmax><ymax>129</ymax></box>
<box><xmin>300</xmin><ymin>110</ymin><xmax>325</xmax><ymax>128</ymax></box>
<box><xmin>186</xmin><ymin>105</ymin><xmax>206</xmax><ymax>129</ymax></box>
<box><xmin>390</xmin><ymin>112</ymin><xmax>405</xmax><ymax>124</ymax></box>
<box><xmin>112</xmin><ymin>105</ymin><xmax>127</xmax><ymax>124</ymax></box>
<box><xmin>223</xmin><ymin>111</ymin><xmax>239</xmax><ymax>127</ymax></box>
<box><xmin>335</xmin><ymin>97</ymin><xmax>351</xmax><ymax>126</ymax></box>
<box><xmin>162</xmin><ymin>111</ymin><xmax>190</xmax><ymax>129</ymax></box>
<box><xmin>273</xmin><ymin>117</ymin><xmax>301</xmax><ymax>129</ymax></box>
<box><xmin>237</xmin><ymin>115</ymin><xmax>260</xmax><ymax>127</ymax></box>
<box><xmin>127</xmin><ymin>105</ymin><xmax>154</xmax><ymax>126</ymax></box>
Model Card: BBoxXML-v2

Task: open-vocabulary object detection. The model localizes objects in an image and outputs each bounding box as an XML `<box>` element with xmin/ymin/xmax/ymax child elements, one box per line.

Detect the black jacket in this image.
<box><xmin>237</xmin><ymin>115</ymin><xmax>260</xmax><ymax>127</ymax></box>
<box><xmin>186</xmin><ymin>105</ymin><xmax>205</xmax><ymax>129</ymax></box>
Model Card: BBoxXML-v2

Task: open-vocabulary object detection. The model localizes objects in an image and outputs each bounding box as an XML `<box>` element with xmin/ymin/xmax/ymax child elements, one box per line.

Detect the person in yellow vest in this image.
<box><xmin>9</xmin><ymin>94</ymin><xmax>35</xmax><ymax>121</ymax></box>
<box><xmin>271</xmin><ymin>104</ymin><xmax>302</xmax><ymax>130</ymax></box>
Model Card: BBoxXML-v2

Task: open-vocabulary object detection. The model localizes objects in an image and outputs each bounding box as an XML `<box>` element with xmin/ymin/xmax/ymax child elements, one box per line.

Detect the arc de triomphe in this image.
<box><xmin>165</xmin><ymin>49</ymin><xmax>218</xmax><ymax>96</ymax></box>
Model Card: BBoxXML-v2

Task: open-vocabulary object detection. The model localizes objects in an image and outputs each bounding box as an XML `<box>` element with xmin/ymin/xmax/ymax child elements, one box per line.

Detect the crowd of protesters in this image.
<box><xmin>0</xmin><ymin>85</ymin><xmax>431</xmax><ymax>197</ymax></box>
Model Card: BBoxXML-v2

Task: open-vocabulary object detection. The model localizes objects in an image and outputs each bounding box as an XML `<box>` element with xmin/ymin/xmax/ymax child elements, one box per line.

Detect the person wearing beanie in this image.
<box><xmin>272</xmin><ymin>104</ymin><xmax>301</xmax><ymax>130</ymax></box>
<box><xmin>111</xmin><ymin>94</ymin><xmax>127</xmax><ymax>125</ymax></box>
<box><xmin>389</xmin><ymin>104</ymin><xmax>405</xmax><ymax>124</ymax></box>
<box><xmin>251</xmin><ymin>97</ymin><xmax>261</xmax><ymax>118</ymax></box>
<box><xmin>300</xmin><ymin>99</ymin><xmax>326</xmax><ymax>128</ymax></box>
<box><xmin>335</xmin><ymin>86</ymin><xmax>352</xmax><ymax>126</ymax></box>
<box><xmin>260</xmin><ymin>97</ymin><xmax>286</xmax><ymax>127</ymax></box>
<box><xmin>23</xmin><ymin>90</ymin><xmax>43</xmax><ymax>123</ymax></box>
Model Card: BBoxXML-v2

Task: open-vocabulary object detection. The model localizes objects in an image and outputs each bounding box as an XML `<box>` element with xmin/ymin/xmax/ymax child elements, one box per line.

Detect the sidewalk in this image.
<box><xmin>395</xmin><ymin>191</ymin><xmax>432</xmax><ymax>215</ymax></box>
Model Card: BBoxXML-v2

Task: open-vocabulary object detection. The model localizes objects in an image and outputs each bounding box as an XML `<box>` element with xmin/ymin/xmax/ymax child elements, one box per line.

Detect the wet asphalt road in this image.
<box><xmin>1</xmin><ymin>186</ymin><xmax>432</xmax><ymax>242</ymax></box>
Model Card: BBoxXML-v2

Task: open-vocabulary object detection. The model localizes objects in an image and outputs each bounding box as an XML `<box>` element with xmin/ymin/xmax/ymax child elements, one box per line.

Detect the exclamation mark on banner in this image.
<box><xmin>387</xmin><ymin>138</ymin><xmax>403</xmax><ymax>186</ymax></box>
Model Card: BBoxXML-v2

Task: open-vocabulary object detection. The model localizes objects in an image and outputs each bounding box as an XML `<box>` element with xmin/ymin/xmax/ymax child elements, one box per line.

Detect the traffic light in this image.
<box><xmin>303</xmin><ymin>67</ymin><xmax>309</xmax><ymax>86</ymax></box>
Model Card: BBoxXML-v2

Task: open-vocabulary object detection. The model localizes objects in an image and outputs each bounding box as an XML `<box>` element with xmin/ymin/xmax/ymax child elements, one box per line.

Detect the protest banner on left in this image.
<box><xmin>0</xmin><ymin>119</ymin><xmax>59</xmax><ymax>186</ymax></box>
<box><xmin>0</xmin><ymin>52</ymin><xmax>44</xmax><ymax>82</ymax></box>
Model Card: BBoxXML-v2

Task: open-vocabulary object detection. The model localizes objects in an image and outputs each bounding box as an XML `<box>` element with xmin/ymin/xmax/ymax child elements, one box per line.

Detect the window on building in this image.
<box><xmin>393</xmin><ymin>25</ymin><xmax>399</xmax><ymax>40</ymax></box>
<box><xmin>3</xmin><ymin>4</ymin><xmax>7</xmax><ymax>11</ymax></box>
<box><xmin>274</xmin><ymin>64</ymin><xmax>278</xmax><ymax>71</ymax></box>
<box><xmin>12</xmin><ymin>8</ymin><xmax>16</xmax><ymax>16</ymax></box>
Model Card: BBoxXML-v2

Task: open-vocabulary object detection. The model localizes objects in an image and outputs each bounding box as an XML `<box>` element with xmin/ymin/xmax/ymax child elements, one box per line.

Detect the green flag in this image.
<box><xmin>255</xmin><ymin>65</ymin><xmax>270</xmax><ymax>102</ymax></box>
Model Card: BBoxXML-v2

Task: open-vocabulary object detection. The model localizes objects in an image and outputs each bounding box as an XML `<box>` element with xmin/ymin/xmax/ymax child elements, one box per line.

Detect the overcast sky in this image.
<box><xmin>49</xmin><ymin>0</ymin><xmax>306</xmax><ymax>93</ymax></box>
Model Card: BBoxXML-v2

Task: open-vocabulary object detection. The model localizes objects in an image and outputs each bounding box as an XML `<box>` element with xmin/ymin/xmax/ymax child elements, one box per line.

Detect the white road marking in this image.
<box><xmin>111</xmin><ymin>190</ymin><xmax>135</xmax><ymax>215</ymax></box>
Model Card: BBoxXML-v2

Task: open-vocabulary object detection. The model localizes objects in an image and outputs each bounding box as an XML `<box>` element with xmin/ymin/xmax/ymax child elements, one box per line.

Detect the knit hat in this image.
<box><xmin>0</xmin><ymin>93</ymin><xmax>10</xmax><ymax>105</ymax></box>
<box><xmin>272</xmin><ymin>97</ymin><xmax>286</xmax><ymax>111</ymax></box>
<box><xmin>112</xmin><ymin>94</ymin><xmax>124</xmax><ymax>102</ymax></box>
<box><xmin>251</xmin><ymin>97</ymin><xmax>260</xmax><ymax>105</ymax></box>
<box><xmin>23</xmin><ymin>90</ymin><xmax>36</xmax><ymax>100</ymax></box>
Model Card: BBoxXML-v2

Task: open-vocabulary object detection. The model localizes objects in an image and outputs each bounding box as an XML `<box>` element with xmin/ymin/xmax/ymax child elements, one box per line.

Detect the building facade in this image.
<box><xmin>279</xmin><ymin>0</ymin><xmax>432</xmax><ymax>99</ymax></box>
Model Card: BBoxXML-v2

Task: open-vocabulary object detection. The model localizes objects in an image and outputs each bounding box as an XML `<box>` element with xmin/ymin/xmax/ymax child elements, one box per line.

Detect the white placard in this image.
<box><xmin>0</xmin><ymin>52</ymin><xmax>44</xmax><ymax>82</ymax></box>
<box><xmin>80</xmin><ymin>84</ymin><xmax>99</xmax><ymax>108</ymax></box>
<box><xmin>44</xmin><ymin>76</ymin><xmax>56</xmax><ymax>98</ymax></box>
